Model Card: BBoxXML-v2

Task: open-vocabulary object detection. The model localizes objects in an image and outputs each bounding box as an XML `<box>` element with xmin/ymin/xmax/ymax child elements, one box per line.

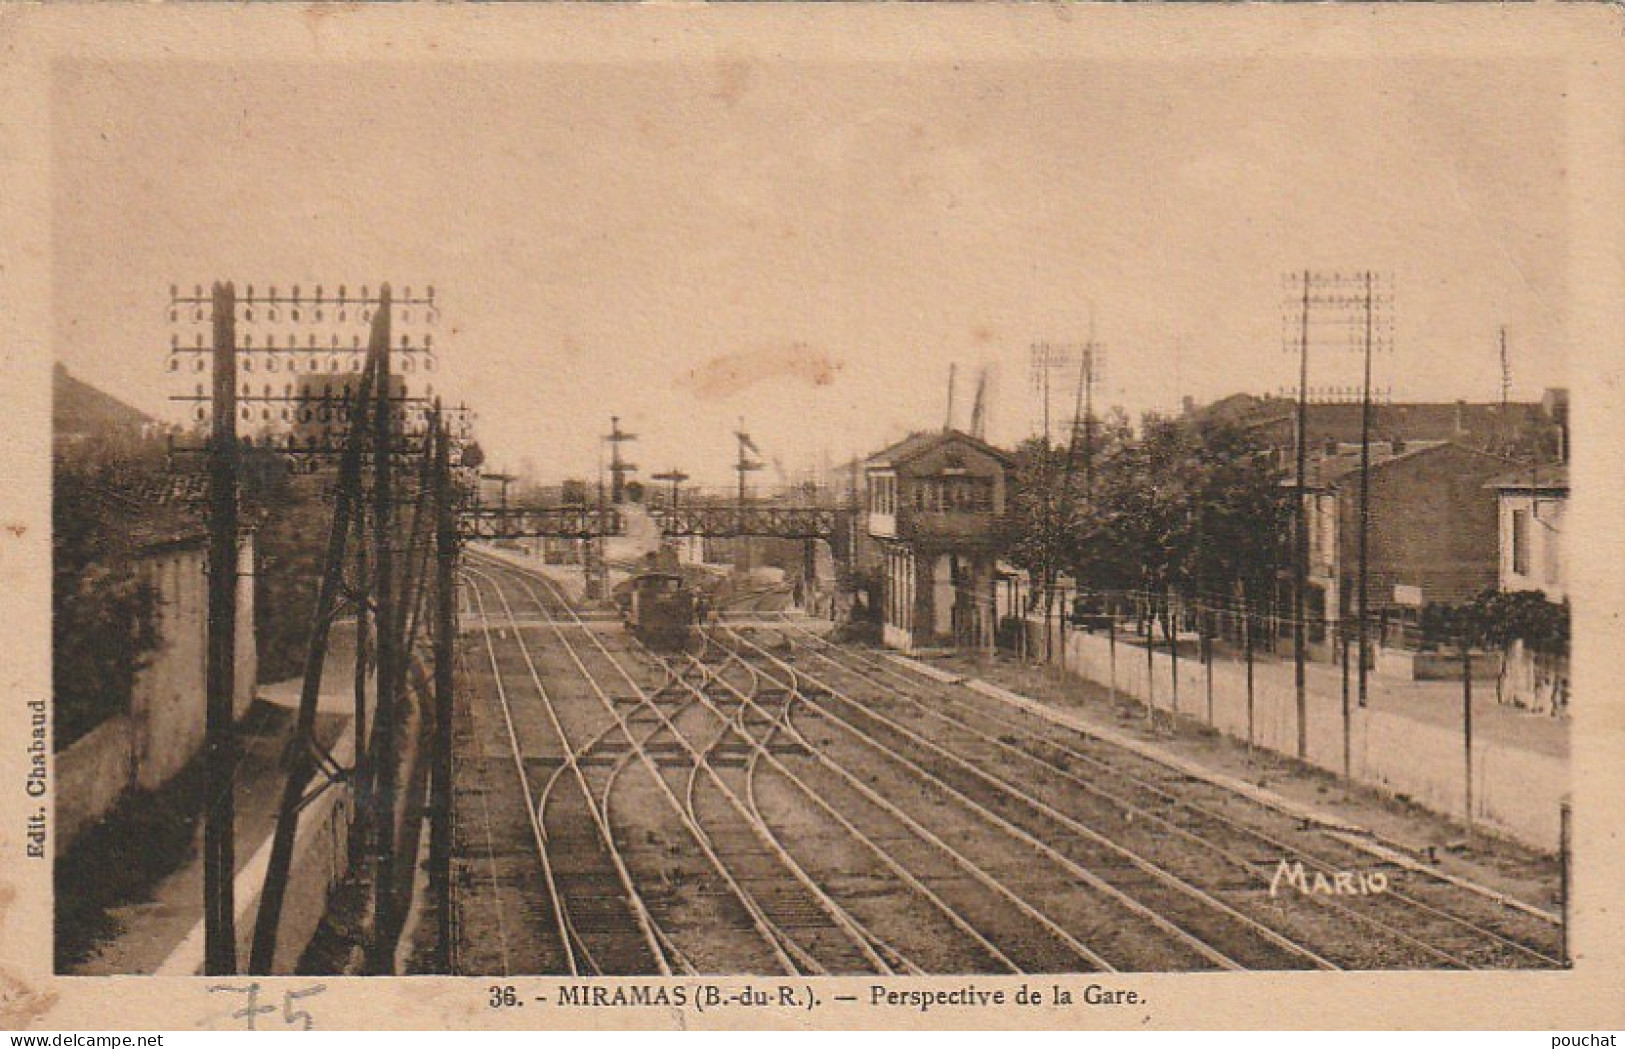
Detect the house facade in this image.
<box><xmin>865</xmin><ymin>430</ymin><xmax>1011</xmax><ymax>651</ymax></box>
<box><xmin>1299</xmin><ymin>441</ymin><xmax>1511</xmax><ymax>631</ymax></box>
<box><xmin>1490</xmin><ymin>465</ymin><xmax>1568</xmax><ymax>603</ymax></box>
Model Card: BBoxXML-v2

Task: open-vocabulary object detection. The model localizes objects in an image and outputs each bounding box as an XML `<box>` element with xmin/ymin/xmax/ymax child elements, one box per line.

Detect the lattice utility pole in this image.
<box><xmin>1282</xmin><ymin>269</ymin><xmax>1395</xmax><ymax>753</ymax></box>
<box><xmin>1029</xmin><ymin>340</ymin><xmax>1081</xmax><ymax>661</ymax></box>
<box><xmin>430</xmin><ymin>404</ymin><xmax>459</xmax><ymax>973</ymax></box>
<box><xmin>204</xmin><ymin>281</ymin><xmax>239</xmax><ymax>976</ymax></box>
<box><xmin>167</xmin><ymin>281</ymin><xmax>443</xmax><ymax>975</ymax></box>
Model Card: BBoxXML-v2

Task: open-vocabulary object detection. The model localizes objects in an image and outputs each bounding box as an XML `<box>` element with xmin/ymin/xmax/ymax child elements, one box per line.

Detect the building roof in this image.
<box><xmin>54</xmin><ymin>363</ymin><xmax>155</xmax><ymax>439</ymax></box>
<box><xmin>1487</xmin><ymin>463</ymin><xmax>1569</xmax><ymax>492</ymax></box>
<box><xmin>126</xmin><ymin>507</ymin><xmax>208</xmax><ymax>554</ymax></box>
<box><xmin>1189</xmin><ymin>392</ymin><xmax>1552</xmax><ymax>447</ymax></box>
<box><xmin>1292</xmin><ymin>440</ymin><xmax>1509</xmax><ymax>489</ymax></box>
<box><xmin>864</xmin><ymin>428</ymin><xmax>1014</xmax><ymax>470</ymax></box>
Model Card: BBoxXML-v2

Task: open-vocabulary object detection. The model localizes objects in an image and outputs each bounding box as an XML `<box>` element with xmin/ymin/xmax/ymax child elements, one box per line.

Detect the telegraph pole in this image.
<box><xmin>248</xmin><ymin>345</ymin><xmax>379</xmax><ymax>973</ymax></box>
<box><xmin>368</xmin><ymin>285</ymin><xmax>398</xmax><ymax>975</ymax></box>
<box><xmin>165</xmin><ymin>281</ymin><xmax>441</xmax><ymax>974</ymax></box>
<box><xmin>1357</xmin><ymin>271</ymin><xmax>1375</xmax><ymax>710</ymax></box>
<box><xmin>431</xmin><ymin>406</ymin><xmax>458</xmax><ymax>973</ymax></box>
<box><xmin>1293</xmin><ymin>271</ymin><xmax>1311</xmax><ymax>760</ymax></box>
<box><xmin>1030</xmin><ymin>341</ymin><xmax>1077</xmax><ymax>663</ymax></box>
<box><xmin>204</xmin><ymin>281</ymin><xmax>240</xmax><ymax>975</ymax></box>
<box><xmin>481</xmin><ymin>472</ymin><xmax>515</xmax><ymax>535</ymax></box>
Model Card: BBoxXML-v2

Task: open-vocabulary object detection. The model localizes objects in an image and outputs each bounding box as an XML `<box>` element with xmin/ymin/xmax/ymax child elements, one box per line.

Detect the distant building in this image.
<box><xmin>1298</xmin><ymin>441</ymin><xmax>1511</xmax><ymax>630</ymax></box>
<box><xmin>1189</xmin><ymin>390</ymin><xmax>1564</xmax><ymax>461</ymax></box>
<box><xmin>1489</xmin><ymin>464</ymin><xmax>1568</xmax><ymax>603</ymax></box>
<box><xmin>865</xmin><ymin>429</ymin><xmax>1011</xmax><ymax>651</ymax></box>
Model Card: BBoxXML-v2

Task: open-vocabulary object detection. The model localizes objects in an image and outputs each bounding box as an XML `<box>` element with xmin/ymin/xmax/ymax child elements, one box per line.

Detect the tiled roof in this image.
<box><xmin>865</xmin><ymin>428</ymin><xmax>1014</xmax><ymax>469</ymax></box>
<box><xmin>1487</xmin><ymin>463</ymin><xmax>1569</xmax><ymax>491</ymax></box>
<box><xmin>1288</xmin><ymin>440</ymin><xmax>1506</xmax><ymax>488</ymax></box>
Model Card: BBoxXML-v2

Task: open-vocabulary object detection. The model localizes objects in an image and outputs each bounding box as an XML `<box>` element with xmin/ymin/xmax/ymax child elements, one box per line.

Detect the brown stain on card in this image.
<box><xmin>678</xmin><ymin>343</ymin><xmax>842</xmax><ymax>400</ymax></box>
<box><xmin>712</xmin><ymin>53</ymin><xmax>754</xmax><ymax>108</ymax></box>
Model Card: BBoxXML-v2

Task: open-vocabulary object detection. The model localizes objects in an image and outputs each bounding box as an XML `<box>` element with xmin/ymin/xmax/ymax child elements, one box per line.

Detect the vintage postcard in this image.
<box><xmin>1</xmin><ymin>2</ymin><xmax>1622</xmax><ymax>1032</ymax></box>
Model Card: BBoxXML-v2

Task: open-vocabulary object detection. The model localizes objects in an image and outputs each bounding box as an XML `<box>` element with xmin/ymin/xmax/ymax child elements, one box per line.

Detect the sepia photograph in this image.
<box><xmin>2</xmin><ymin>2</ymin><xmax>1622</xmax><ymax>1032</ymax></box>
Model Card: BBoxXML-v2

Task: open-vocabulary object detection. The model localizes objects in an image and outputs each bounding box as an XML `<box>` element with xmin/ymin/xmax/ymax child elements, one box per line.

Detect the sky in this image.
<box><xmin>52</xmin><ymin>55</ymin><xmax>1570</xmax><ymax>487</ymax></box>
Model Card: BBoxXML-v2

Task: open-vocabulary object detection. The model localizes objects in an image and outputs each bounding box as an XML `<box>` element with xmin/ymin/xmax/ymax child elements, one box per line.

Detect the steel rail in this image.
<box><xmin>780</xmin><ymin>621</ymin><xmax>1562</xmax><ymax>968</ymax></box>
<box><xmin>461</xmin><ymin>569</ymin><xmax>577</xmax><ymax>975</ymax></box>
<box><xmin>477</xmin><ymin>558</ymin><xmax>801</xmax><ymax>975</ymax></box>
<box><xmin>465</xmin><ymin>566</ymin><xmax>631</xmax><ymax>976</ymax></box>
<box><xmin>513</xmin><ymin>565</ymin><xmax>1009</xmax><ymax>974</ymax></box>
<box><xmin>767</xmin><ymin>627</ymin><xmax>1467</xmax><ymax>969</ymax></box>
<box><xmin>511</xmin><ymin>564</ymin><xmax>892</xmax><ymax>975</ymax></box>
<box><xmin>720</xmin><ymin>625</ymin><xmax>1320</xmax><ymax>971</ymax></box>
<box><xmin>688</xmin><ymin>633</ymin><xmax>1116</xmax><ymax>971</ymax></box>
<box><xmin>468</xmin><ymin>562</ymin><xmax>684</xmax><ymax>975</ymax></box>
<box><xmin>463</xmin><ymin>563</ymin><xmax>673</xmax><ymax>975</ymax></box>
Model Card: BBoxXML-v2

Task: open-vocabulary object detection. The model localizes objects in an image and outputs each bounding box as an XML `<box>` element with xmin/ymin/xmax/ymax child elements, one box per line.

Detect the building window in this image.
<box><xmin>1511</xmin><ymin>508</ymin><xmax>1531</xmax><ymax>577</ymax></box>
<box><xmin>942</xmin><ymin>476</ymin><xmax>993</xmax><ymax>512</ymax></box>
<box><xmin>870</xmin><ymin>475</ymin><xmax>899</xmax><ymax>516</ymax></box>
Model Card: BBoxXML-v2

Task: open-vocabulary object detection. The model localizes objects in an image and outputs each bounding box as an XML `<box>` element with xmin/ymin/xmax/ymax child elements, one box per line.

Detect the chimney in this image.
<box><xmin>1182</xmin><ymin>395</ymin><xmax>1196</xmax><ymax>417</ymax></box>
<box><xmin>1454</xmin><ymin>399</ymin><xmax>1467</xmax><ymax>436</ymax></box>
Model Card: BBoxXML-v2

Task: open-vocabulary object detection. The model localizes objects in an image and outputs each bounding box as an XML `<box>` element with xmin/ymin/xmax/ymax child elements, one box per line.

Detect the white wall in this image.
<box><xmin>1028</xmin><ymin>617</ymin><xmax>1566</xmax><ymax>852</ymax></box>
<box><xmin>1498</xmin><ymin>491</ymin><xmax>1567</xmax><ymax>602</ymax></box>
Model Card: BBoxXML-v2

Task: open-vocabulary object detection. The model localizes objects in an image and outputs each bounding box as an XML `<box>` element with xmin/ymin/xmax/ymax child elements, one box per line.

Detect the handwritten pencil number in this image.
<box><xmin>206</xmin><ymin>982</ymin><xmax>328</xmax><ymax>1031</ymax></box>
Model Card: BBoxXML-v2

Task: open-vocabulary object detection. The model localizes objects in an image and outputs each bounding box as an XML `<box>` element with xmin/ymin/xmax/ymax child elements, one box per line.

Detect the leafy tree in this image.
<box><xmin>1468</xmin><ymin>587</ymin><xmax>1569</xmax><ymax>656</ymax></box>
<box><xmin>52</xmin><ymin>440</ymin><xmax>169</xmax><ymax>747</ymax></box>
<box><xmin>1005</xmin><ymin>408</ymin><xmax>1290</xmax><ymax>640</ymax></box>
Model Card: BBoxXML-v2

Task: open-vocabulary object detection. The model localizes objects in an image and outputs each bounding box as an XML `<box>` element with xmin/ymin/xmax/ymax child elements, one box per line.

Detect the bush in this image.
<box><xmin>52</xmin><ymin>444</ymin><xmax>166</xmax><ymax>749</ymax></box>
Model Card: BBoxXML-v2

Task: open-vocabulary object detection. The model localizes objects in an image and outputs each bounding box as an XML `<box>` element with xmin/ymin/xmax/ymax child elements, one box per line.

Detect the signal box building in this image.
<box><xmin>865</xmin><ymin>430</ymin><xmax>1011</xmax><ymax>652</ymax></box>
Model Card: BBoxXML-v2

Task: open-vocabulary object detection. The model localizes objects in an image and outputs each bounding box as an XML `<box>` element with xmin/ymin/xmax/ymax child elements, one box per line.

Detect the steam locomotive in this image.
<box><xmin>621</xmin><ymin>572</ymin><xmax>701</xmax><ymax>650</ymax></box>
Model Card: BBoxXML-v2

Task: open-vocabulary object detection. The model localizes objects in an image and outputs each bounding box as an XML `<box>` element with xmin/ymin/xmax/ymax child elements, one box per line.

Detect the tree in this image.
<box><xmin>52</xmin><ymin>440</ymin><xmax>168</xmax><ymax>748</ymax></box>
<box><xmin>1004</xmin><ymin>407</ymin><xmax>1290</xmax><ymax>643</ymax></box>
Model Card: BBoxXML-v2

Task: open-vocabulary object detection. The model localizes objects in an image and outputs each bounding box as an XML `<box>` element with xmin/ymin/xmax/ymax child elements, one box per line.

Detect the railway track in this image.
<box><xmin>466</xmin><ymin>555</ymin><xmax>907</xmax><ymax>974</ymax></box>
<box><xmin>511</xmin><ymin>561</ymin><xmax>1285</xmax><ymax>971</ymax></box>
<box><xmin>462</xmin><ymin>565</ymin><xmax>669</xmax><ymax>976</ymax></box>
<box><xmin>737</xmin><ymin>617</ymin><xmax>1564</xmax><ymax>970</ymax></box>
<box><xmin>452</xmin><ymin>552</ymin><xmax>1559</xmax><ymax>974</ymax></box>
<box><xmin>708</xmin><ymin>624</ymin><xmax>1321</xmax><ymax>971</ymax></box>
